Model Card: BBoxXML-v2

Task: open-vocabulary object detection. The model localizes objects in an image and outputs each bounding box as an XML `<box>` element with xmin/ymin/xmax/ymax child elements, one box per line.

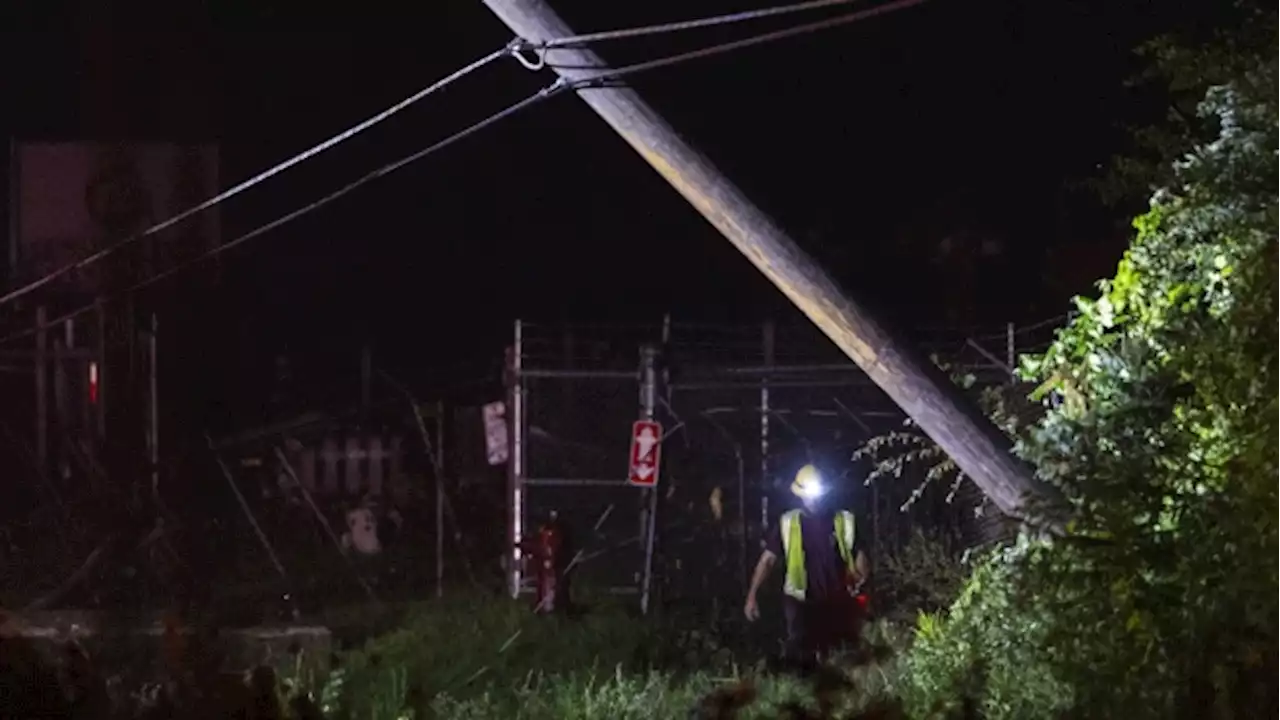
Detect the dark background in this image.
<box><xmin>0</xmin><ymin>0</ymin><xmax>1225</xmax><ymax>430</ymax></box>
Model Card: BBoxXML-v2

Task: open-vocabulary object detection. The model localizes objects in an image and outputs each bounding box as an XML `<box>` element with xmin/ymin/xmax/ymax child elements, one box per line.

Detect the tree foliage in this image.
<box><xmin>898</xmin><ymin>16</ymin><xmax>1277</xmax><ymax>719</ymax></box>
<box><xmin>1091</xmin><ymin>1</ymin><xmax>1276</xmax><ymax>207</ymax></box>
<box><xmin>854</xmin><ymin>370</ymin><xmax>1041</xmax><ymax>514</ymax></box>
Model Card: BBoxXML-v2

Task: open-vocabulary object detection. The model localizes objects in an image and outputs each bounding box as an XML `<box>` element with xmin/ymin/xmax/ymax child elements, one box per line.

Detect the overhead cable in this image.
<box><xmin>0</xmin><ymin>0</ymin><xmax>932</xmax><ymax>346</ymax></box>
<box><xmin>529</xmin><ymin>0</ymin><xmax>864</xmax><ymax>49</ymax></box>
<box><xmin>568</xmin><ymin>0</ymin><xmax>929</xmax><ymax>87</ymax></box>
<box><xmin>0</xmin><ymin>85</ymin><xmax>567</xmax><ymax>348</ymax></box>
<box><xmin>2</xmin><ymin>0</ymin><xmax>922</xmax><ymax>316</ymax></box>
<box><xmin>0</xmin><ymin>44</ymin><xmax>518</xmax><ymax>311</ymax></box>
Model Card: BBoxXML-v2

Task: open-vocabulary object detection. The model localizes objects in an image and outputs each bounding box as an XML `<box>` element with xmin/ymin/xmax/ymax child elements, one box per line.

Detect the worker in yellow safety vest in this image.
<box><xmin>744</xmin><ymin>464</ymin><xmax>869</xmax><ymax>667</ymax></box>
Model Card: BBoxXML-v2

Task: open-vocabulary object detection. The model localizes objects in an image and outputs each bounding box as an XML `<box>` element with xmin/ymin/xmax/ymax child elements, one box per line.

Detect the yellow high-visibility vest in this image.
<box><xmin>779</xmin><ymin>509</ymin><xmax>856</xmax><ymax>601</ymax></box>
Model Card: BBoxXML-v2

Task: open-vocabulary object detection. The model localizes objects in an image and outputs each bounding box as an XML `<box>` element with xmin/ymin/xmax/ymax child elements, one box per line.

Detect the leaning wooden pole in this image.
<box><xmin>481</xmin><ymin>0</ymin><xmax>1055</xmax><ymax>520</ymax></box>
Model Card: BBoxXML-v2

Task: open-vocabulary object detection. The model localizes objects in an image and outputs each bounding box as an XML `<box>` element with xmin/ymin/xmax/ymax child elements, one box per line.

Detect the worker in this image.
<box><xmin>744</xmin><ymin>464</ymin><xmax>870</xmax><ymax>669</ymax></box>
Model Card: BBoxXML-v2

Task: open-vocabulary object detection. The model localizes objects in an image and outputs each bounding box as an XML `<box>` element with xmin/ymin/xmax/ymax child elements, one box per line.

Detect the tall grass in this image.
<box><xmin>302</xmin><ymin>591</ymin><xmax>904</xmax><ymax>719</ymax></box>
<box><xmin>0</xmin><ymin>590</ymin><xmax>906</xmax><ymax>718</ymax></box>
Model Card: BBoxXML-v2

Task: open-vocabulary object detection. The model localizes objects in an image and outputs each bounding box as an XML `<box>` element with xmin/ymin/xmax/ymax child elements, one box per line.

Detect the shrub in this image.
<box><xmin>894</xmin><ymin>540</ymin><xmax>1071</xmax><ymax>719</ymax></box>
<box><xmin>899</xmin><ymin>19</ymin><xmax>1277</xmax><ymax>719</ymax></box>
<box><xmin>876</xmin><ymin>528</ymin><xmax>967</xmax><ymax>622</ymax></box>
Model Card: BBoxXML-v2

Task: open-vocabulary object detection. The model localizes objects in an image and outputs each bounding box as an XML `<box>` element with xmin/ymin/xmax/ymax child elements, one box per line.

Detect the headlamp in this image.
<box><xmin>791</xmin><ymin>464</ymin><xmax>827</xmax><ymax>499</ymax></box>
<box><xmin>795</xmin><ymin>481</ymin><xmax>826</xmax><ymax>499</ymax></box>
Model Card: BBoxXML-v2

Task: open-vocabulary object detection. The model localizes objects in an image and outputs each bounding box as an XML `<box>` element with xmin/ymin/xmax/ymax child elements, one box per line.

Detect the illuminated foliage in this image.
<box><xmin>898</xmin><ymin>17</ymin><xmax>1277</xmax><ymax>719</ymax></box>
<box><xmin>853</xmin><ymin>372</ymin><xmax>1040</xmax><ymax>513</ymax></box>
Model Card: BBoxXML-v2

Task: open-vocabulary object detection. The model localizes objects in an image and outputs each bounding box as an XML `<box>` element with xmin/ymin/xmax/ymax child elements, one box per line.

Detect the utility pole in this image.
<box><xmin>481</xmin><ymin>0</ymin><xmax>1055</xmax><ymax>520</ymax></box>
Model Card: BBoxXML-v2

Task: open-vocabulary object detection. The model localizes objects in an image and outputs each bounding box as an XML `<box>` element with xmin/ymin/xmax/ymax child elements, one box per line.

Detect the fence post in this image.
<box><xmin>148</xmin><ymin>313</ymin><xmax>159</xmax><ymax>502</ymax></box>
<box><xmin>638</xmin><ymin>344</ymin><xmax>659</xmax><ymax>615</ymax></box>
<box><xmin>436</xmin><ymin>400</ymin><xmax>446</xmax><ymax>598</ymax></box>
<box><xmin>360</xmin><ymin>345</ymin><xmax>372</xmax><ymax>416</ymax></box>
<box><xmin>760</xmin><ymin>320</ymin><xmax>775</xmax><ymax>533</ymax></box>
<box><xmin>506</xmin><ymin>320</ymin><xmax>525</xmax><ymax>599</ymax></box>
<box><xmin>560</xmin><ymin>325</ymin><xmax>574</xmax><ymax>439</ymax></box>
<box><xmin>35</xmin><ymin>306</ymin><xmax>48</xmax><ymax>475</ymax></box>
<box><xmin>1006</xmin><ymin>322</ymin><xmax>1016</xmax><ymax>383</ymax></box>
<box><xmin>94</xmin><ymin>298</ymin><xmax>106</xmax><ymax>443</ymax></box>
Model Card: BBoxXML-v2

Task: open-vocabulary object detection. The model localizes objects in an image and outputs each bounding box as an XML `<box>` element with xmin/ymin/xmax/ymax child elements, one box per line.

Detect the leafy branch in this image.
<box><xmin>852</xmin><ymin>364</ymin><xmax>1045</xmax><ymax>514</ymax></box>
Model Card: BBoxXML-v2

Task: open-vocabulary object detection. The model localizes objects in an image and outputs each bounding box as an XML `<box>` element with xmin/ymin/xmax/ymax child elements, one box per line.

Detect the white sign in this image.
<box><xmin>482</xmin><ymin>401</ymin><xmax>509</xmax><ymax>466</ymax></box>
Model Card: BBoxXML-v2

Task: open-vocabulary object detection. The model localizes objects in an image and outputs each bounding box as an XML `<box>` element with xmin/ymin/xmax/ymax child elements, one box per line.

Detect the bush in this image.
<box><xmin>899</xmin><ymin>20</ymin><xmax>1277</xmax><ymax>719</ymax></box>
<box><xmin>876</xmin><ymin>528</ymin><xmax>967</xmax><ymax>623</ymax></box>
<box><xmin>894</xmin><ymin>541</ymin><xmax>1071</xmax><ymax>719</ymax></box>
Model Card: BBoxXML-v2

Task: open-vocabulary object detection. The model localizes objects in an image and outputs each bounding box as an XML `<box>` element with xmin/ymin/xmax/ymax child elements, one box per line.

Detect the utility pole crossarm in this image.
<box><xmin>481</xmin><ymin>0</ymin><xmax>1056</xmax><ymax>520</ymax></box>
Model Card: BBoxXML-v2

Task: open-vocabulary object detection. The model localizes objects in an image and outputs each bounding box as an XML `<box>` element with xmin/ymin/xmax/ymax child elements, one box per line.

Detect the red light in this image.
<box><xmin>88</xmin><ymin>362</ymin><xmax>99</xmax><ymax>405</ymax></box>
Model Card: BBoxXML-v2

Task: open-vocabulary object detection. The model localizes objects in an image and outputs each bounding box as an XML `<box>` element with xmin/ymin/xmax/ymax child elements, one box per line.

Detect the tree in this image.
<box><xmin>1091</xmin><ymin>2</ymin><xmax>1275</xmax><ymax>207</ymax></box>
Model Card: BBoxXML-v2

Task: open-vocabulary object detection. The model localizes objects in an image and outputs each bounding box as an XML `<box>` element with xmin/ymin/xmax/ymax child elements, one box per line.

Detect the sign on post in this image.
<box><xmin>628</xmin><ymin>420</ymin><xmax>663</xmax><ymax>487</ymax></box>
<box><xmin>482</xmin><ymin>401</ymin><xmax>509</xmax><ymax>466</ymax></box>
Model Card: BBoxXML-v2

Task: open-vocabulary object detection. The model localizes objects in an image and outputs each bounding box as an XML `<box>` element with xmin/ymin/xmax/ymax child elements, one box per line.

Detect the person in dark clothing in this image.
<box><xmin>744</xmin><ymin>465</ymin><xmax>870</xmax><ymax>668</ymax></box>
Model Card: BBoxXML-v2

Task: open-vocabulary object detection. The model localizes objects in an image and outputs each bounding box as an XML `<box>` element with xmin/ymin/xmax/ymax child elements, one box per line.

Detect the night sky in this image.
<box><xmin>1</xmin><ymin>0</ymin><xmax>1224</xmax><ymax>427</ymax></box>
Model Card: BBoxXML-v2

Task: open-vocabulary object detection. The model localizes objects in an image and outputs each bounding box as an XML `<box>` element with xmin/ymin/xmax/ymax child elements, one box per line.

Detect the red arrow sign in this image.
<box><xmin>628</xmin><ymin>420</ymin><xmax>663</xmax><ymax>487</ymax></box>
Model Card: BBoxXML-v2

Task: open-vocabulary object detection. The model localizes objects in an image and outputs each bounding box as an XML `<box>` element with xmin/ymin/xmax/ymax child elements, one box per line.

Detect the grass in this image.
<box><xmin>292</xmin><ymin>591</ymin><xmax>908</xmax><ymax>720</ymax></box>
<box><xmin>0</xmin><ymin>588</ymin><xmax>910</xmax><ymax>718</ymax></box>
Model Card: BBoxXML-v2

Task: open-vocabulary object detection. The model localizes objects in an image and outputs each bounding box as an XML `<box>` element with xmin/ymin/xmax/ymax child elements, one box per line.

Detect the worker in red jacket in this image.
<box><xmin>519</xmin><ymin>510</ymin><xmax>574</xmax><ymax>614</ymax></box>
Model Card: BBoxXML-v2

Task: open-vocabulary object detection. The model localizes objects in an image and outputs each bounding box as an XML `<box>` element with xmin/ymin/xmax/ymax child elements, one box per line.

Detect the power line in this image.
<box><xmin>0</xmin><ymin>0</ymin><xmax>911</xmax><ymax>317</ymax></box>
<box><xmin>2</xmin><ymin>0</ymin><xmax>922</xmax><ymax>323</ymax></box>
<box><xmin>530</xmin><ymin>0</ymin><xmax>864</xmax><ymax>49</ymax></box>
<box><xmin>571</xmin><ymin>0</ymin><xmax>929</xmax><ymax>86</ymax></box>
<box><xmin>0</xmin><ymin>84</ymin><xmax>567</xmax><ymax>348</ymax></box>
<box><xmin>0</xmin><ymin>44</ymin><xmax>518</xmax><ymax>312</ymax></box>
<box><xmin>0</xmin><ymin>0</ymin><xmax>931</xmax><ymax>347</ymax></box>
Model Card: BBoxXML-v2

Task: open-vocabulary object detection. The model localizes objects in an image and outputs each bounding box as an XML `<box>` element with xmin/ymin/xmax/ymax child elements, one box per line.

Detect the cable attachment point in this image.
<box><xmin>508</xmin><ymin>38</ymin><xmax>547</xmax><ymax>71</ymax></box>
<box><xmin>544</xmin><ymin>76</ymin><xmax>571</xmax><ymax>96</ymax></box>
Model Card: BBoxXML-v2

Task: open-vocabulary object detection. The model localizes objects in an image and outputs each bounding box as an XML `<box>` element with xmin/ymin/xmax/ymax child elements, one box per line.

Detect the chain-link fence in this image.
<box><xmin>502</xmin><ymin>315</ymin><xmax>1063</xmax><ymax>618</ymax></box>
<box><xmin>0</xmin><ymin>309</ymin><xmax>1063</xmax><ymax>619</ymax></box>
